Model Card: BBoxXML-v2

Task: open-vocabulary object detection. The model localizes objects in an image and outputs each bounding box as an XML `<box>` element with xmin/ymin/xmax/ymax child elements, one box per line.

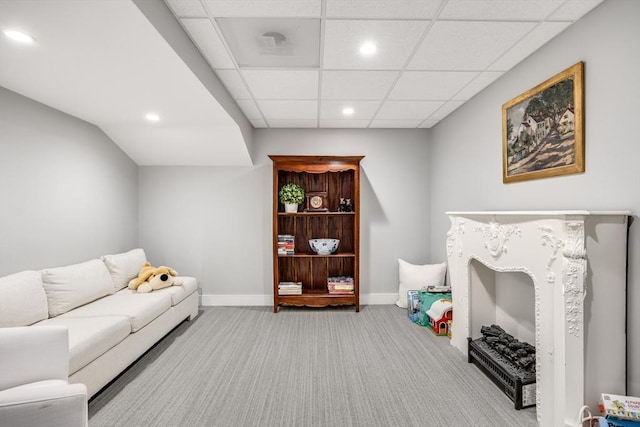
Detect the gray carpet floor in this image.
<box><xmin>88</xmin><ymin>305</ymin><xmax>538</xmax><ymax>427</ymax></box>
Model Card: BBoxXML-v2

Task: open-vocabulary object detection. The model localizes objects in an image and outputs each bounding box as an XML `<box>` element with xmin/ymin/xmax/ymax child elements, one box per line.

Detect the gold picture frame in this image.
<box><xmin>502</xmin><ymin>61</ymin><xmax>584</xmax><ymax>183</ymax></box>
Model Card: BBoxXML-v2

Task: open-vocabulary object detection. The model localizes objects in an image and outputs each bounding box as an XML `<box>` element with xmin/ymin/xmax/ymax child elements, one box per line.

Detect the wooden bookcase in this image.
<box><xmin>269</xmin><ymin>155</ymin><xmax>363</xmax><ymax>313</ymax></box>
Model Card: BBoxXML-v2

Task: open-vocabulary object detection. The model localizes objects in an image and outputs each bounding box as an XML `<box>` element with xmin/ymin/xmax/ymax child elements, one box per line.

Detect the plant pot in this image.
<box><xmin>284</xmin><ymin>203</ymin><xmax>298</xmax><ymax>213</ymax></box>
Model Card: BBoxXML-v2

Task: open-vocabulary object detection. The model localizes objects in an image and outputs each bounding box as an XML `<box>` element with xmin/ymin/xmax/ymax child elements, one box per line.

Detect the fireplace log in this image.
<box><xmin>481</xmin><ymin>324</ymin><xmax>505</xmax><ymax>337</ymax></box>
<box><xmin>479</xmin><ymin>324</ymin><xmax>536</xmax><ymax>376</ymax></box>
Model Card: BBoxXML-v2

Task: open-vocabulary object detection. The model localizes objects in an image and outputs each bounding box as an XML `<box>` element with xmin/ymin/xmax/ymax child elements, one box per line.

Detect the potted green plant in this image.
<box><xmin>279</xmin><ymin>183</ymin><xmax>305</xmax><ymax>213</ymax></box>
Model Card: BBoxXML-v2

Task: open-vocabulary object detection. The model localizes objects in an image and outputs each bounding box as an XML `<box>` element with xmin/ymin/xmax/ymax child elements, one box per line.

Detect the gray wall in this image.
<box><xmin>138</xmin><ymin>129</ymin><xmax>431</xmax><ymax>304</ymax></box>
<box><xmin>0</xmin><ymin>88</ymin><xmax>138</xmax><ymax>274</ymax></box>
<box><xmin>428</xmin><ymin>0</ymin><xmax>640</xmax><ymax>395</ymax></box>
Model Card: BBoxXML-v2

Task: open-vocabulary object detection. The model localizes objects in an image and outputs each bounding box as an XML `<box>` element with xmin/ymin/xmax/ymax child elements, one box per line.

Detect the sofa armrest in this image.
<box><xmin>0</xmin><ymin>326</ymin><xmax>87</xmax><ymax>427</ymax></box>
<box><xmin>0</xmin><ymin>326</ymin><xmax>69</xmax><ymax>391</ymax></box>
<box><xmin>0</xmin><ymin>380</ymin><xmax>87</xmax><ymax>427</ymax></box>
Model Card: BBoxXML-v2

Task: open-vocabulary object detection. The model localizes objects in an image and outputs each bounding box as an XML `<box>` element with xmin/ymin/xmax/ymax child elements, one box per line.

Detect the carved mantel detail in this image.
<box><xmin>562</xmin><ymin>220</ymin><xmax>587</xmax><ymax>337</ymax></box>
<box><xmin>446</xmin><ymin>217</ymin><xmax>465</xmax><ymax>257</ymax></box>
<box><xmin>538</xmin><ymin>225</ymin><xmax>563</xmax><ymax>284</ymax></box>
<box><xmin>474</xmin><ymin>218</ymin><xmax>521</xmax><ymax>259</ymax></box>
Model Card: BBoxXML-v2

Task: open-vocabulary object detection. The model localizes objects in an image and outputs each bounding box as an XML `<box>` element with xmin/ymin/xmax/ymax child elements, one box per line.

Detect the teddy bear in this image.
<box><xmin>128</xmin><ymin>262</ymin><xmax>183</xmax><ymax>293</ymax></box>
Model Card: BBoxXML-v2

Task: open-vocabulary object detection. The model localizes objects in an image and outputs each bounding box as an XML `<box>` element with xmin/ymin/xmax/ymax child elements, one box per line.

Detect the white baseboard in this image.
<box><xmin>200</xmin><ymin>294</ymin><xmax>271</xmax><ymax>306</ymax></box>
<box><xmin>362</xmin><ymin>293</ymin><xmax>399</xmax><ymax>305</ymax></box>
<box><xmin>200</xmin><ymin>293</ymin><xmax>398</xmax><ymax>307</ymax></box>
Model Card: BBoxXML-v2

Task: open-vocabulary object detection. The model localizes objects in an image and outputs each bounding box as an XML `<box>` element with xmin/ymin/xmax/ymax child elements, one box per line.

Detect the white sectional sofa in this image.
<box><xmin>0</xmin><ymin>248</ymin><xmax>199</xmax><ymax>399</ymax></box>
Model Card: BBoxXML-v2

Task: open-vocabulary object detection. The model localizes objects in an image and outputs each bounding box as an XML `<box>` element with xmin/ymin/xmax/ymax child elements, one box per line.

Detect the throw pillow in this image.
<box><xmin>102</xmin><ymin>248</ymin><xmax>147</xmax><ymax>291</ymax></box>
<box><xmin>42</xmin><ymin>259</ymin><xmax>114</xmax><ymax>317</ymax></box>
<box><xmin>396</xmin><ymin>259</ymin><xmax>447</xmax><ymax>308</ymax></box>
<box><xmin>0</xmin><ymin>270</ymin><xmax>48</xmax><ymax>327</ymax></box>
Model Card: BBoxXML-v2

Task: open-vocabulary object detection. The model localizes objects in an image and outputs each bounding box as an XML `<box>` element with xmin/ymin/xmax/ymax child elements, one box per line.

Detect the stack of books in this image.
<box><xmin>278</xmin><ymin>281</ymin><xmax>302</xmax><ymax>295</ymax></box>
<box><xmin>277</xmin><ymin>235</ymin><xmax>295</xmax><ymax>255</ymax></box>
<box><xmin>328</xmin><ymin>276</ymin><xmax>354</xmax><ymax>294</ymax></box>
<box><xmin>598</xmin><ymin>394</ymin><xmax>640</xmax><ymax>426</ymax></box>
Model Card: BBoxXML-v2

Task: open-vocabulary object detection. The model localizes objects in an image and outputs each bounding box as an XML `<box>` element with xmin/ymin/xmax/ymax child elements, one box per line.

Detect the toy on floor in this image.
<box><xmin>128</xmin><ymin>262</ymin><xmax>183</xmax><ymax>293</ymax></box>
<box><xmin>426</xmin><ymin>299</ymin><xmax>453</xmax><ymax>336</ymax></box>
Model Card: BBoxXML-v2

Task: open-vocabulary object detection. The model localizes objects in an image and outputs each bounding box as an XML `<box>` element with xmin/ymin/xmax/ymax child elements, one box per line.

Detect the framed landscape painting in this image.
<box><xmin>502</xmin><ymin>62</ymin><xmax>584</xmax><ymax>183</ymax></box>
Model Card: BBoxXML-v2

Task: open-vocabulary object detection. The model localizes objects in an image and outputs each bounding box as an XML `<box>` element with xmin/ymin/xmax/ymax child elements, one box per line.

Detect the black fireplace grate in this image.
<box><xmin>467</xmin><ymin>337</ymin><xmax>536</xmax><ymax>410</ymax></box>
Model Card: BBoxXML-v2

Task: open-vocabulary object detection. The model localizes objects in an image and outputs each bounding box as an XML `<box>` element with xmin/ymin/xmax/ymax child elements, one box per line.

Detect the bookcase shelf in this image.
<box><xmin>278</xmin><ymin>253</ymin><xmax>355</xmax><ymax>258</ymax></box>
<box><xmin>277</xmin><ymin>212</ymin><xmax>356</xmax><ymax>216</ymax></box>
<box><xmin>270</xmin><ymin>155</ymin><xmax>363</xmax><ymax>312</ymax></box>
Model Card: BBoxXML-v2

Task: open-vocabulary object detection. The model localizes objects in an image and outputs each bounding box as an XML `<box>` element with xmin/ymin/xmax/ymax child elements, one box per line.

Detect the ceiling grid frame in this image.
<box><xmin>165</xmin><ymin>0</ymin><xmax>604</xmax><ymax>129</ymax></box>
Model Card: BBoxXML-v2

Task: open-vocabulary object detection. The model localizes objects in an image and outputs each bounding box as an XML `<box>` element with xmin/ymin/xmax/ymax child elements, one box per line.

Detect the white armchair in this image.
<box><xmin>0</xmin><ymin>325</ymin><xmax>88</xmax><ymax>427</ymax></box>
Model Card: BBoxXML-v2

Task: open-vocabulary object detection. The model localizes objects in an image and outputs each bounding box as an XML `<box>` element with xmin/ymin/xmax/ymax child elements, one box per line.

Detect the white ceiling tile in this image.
<box><xmin>323</xmin><ymin>20</ymin><xmax>427</xmax><ymax>70</ymax></box>
<box><xmin>250</xmin><ymin>119</ymin><xmax>268</xmax><ymax>128</ymax></box>
<box><xmin>202</xmin><ymin>0</ymin><xmax>321</xmax><ymax>17</ymax></box>
<box><xmin>319</xmin><ymin>119</ymin><xmax>371</xmax><ymax>128</ymax></box>
<box><xmin>236</xmin><ymin>99</ymin><xmax>263</xmax><ymax>120</ymax></box>
<box><xmin>165</xmin><ymin>0</ymin><xmax>208</xmax><ymax>18</ymax></box>
<box><xmin>439</xmin><ymin>0</ymin><xmax>565</xmax><ymax>21</ymax></box>
<box><xmin>408</xmin><ymin>20</ymin><xmax>537</xmax><ymax>71</ymax></box>
<box><xmin>257</xmin><ymin>100</ymin><xmax>317</xmax><ymax>120</ymax></box>
<box><xmin>325</xmin><ymin>0</ymin><xmax>441</xmax><ymax>19</ymax></box>
<box><xmin>180</xmin><ymin>18</ymin><xmax>236</xmax><ymax>69</ymax></box>
<box><xmin>489</xmin><ymin>22</ymin><xmax>571</xmax><ymax>71</ymax></box>
<box><xmin>369</xmin><ymin>119</ymin><xmax>423</xmax><ymax>128</ymax></box>
<box><xmin>375</xmin><ymin>100</ymin><xmax>443</xmax><ymax>120</ymax></box>
<box><xmin>320</xmin><ymin>100</ymin><xmax>381</xmax><ymax>120</ymax></box>
<box><xmin>267</xmin><ymin>119</ymin><xmax>318</xmax><ymax>127</ymax></box>
<box><xmin>548</xmin><ymin>0</ymin><xmax>605</xmax><ymax>21</ymax></box>
<box><xmin>453</xmin><ymin>71</ymin><xmax>503</xmax><ymax>100</ymax></box>
<box><xmin>321</xmin><ymin>71</ymin><xmax>398</xmax><ymax>100</ymax></box>
<box><xmin>418</xmin><ymin>120</ymin><xmax>438</xmax><ymax>128</ymax></box>
<box><xmin>427</xmin><ymin>100</ymin><xmax>465</xmax><ymax>121</ymax></box>
<box><xmin>215</xmin><ymin>69</ymin><xmax>252</xmax><ymax>99</ymax></box>
<box><xmin>242</xmin><ymin>70</ymin><xmax>318</xmax><ymax>99</ymax></box>
<box><xmin>389</xmin><ymin>71</ymin><xmax>479</xmax><ymax>100</ymax></box>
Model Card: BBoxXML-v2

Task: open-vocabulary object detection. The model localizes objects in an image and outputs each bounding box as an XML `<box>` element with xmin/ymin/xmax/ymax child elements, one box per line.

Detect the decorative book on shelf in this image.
<box><xmin>328</xmin><ymin>276</ymin><xmax>354</xmax><ymax>294</ymax></box>
<box><xmin>277</xmin><ymin>234</ymin><xmax>295</xmax><ymax>255</ymax></box>
<box><xmin>278</xmin><ymin>281</ymin><xmax>302</xmax><ymax>295</ymax></box>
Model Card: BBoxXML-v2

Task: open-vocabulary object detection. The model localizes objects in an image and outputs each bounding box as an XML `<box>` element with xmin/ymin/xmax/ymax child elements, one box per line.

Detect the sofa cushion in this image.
<box><xmin>60</xmin><ymin>291</ymin><xmax>171</xmax><ymax>332</ymax></box>
<box><xmin>0</xmin><ymin>271</ymin><xmax>48</xmax><ymax>327</ymax></box>
<box><xmin>35</xmin><ymin>316</ymin><xmax>131</xmax><ymax>375</ymax></box>
<box><xmin>42</xmin><ymin>259</ymin><xmax>114</xmax><ymax>317</ymax></box>
<box><xmin>153</xmin><ymin>276</ymin><xmax>198</xmax><ymax>306</ymax></box>
<box><xmin>101</xmin><ymin>248</ymin><xmax>147</xmax><ymax>291</ymax></box>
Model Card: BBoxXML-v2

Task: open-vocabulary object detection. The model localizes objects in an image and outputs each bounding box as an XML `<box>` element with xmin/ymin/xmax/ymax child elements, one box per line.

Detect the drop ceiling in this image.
<box><xmin>0</xmin><ymin>0</ymin><xmax>604</xmax><ymax>166</ymax></box>
<box><xmin>166</xmin><ymin>0</ymin><xmax>604</xmax><ymax>129</ymax></box>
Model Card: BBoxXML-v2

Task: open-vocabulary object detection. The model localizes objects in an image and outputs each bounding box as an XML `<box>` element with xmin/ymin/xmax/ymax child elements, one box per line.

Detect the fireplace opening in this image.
<box><xmin>469</xmin><ymin>259</ymin><xmax>535</xmax><ymax>342</ymax></box>
<box><xmin>468</xmin><ymin>259</ymin><xmax>537</xmax><ymax>410</ymax></box>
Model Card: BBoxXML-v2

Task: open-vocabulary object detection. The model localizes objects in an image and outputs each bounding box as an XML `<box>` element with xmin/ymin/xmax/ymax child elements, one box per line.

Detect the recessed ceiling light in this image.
<box><xmin>145</xmin><ymin>113</ymin><xmax>160</xmax><ymax>122</ymax></box>
<box><xmin>342</xmin><ymin>107</ymin><xmax>355</xmax><ymax>116</ymax></box>
<box><xmin>359</xmin><ymin>42</ymin><xmax>376</xmax><ymax>56</ymax></box>
<box><xmin>3</xmin><ymin>29</ymin><xmax>35</xmax><ymax>44</ymax></box>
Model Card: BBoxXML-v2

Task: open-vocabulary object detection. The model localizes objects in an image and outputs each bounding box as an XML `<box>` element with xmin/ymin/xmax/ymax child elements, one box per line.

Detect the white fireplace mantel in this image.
<box><xmin>445</xmin><ymin>211</ymin><xmax>629</xmax><ymax>427</ymax></box>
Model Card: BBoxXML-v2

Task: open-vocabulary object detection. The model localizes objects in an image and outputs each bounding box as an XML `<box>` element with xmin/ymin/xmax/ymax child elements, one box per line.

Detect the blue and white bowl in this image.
<box><xmin>309</xmin><ymin>238</ymin><xmax>340</xmax><ymax>255</ymax></box>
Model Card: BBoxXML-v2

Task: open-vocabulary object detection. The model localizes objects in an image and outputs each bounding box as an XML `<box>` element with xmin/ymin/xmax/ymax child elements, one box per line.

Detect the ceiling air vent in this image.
<box><xmin>258</xmin><ymin>31</ymin><xmax>291</xmax><ymax>56</ymax></box>
<box><xmin>216</xmin><ymin>18</ymin><xmax>320</xmax><ymax>68</ymax></box>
